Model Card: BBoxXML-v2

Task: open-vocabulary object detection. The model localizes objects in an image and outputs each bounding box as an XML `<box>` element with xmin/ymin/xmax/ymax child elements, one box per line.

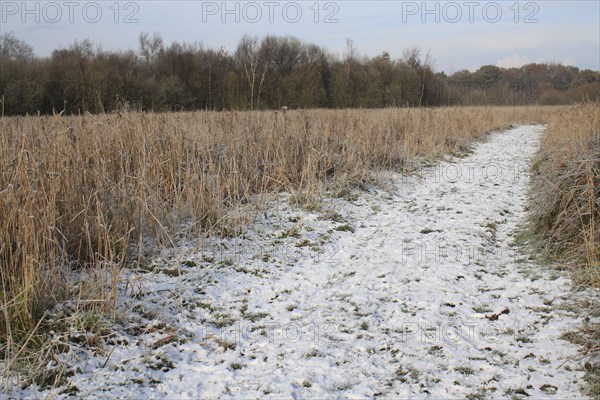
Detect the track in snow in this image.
<box><xmin>28</xmin><ymin>125</ymin><xmax>588</xmax><ymax>399</ymax></box>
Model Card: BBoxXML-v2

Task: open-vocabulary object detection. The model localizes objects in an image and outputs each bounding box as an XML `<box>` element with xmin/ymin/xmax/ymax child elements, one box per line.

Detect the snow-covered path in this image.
<box><xmin>36</xmin><ymin>125</ymin><xmax>588</xmax><ymax>399</ymax></box>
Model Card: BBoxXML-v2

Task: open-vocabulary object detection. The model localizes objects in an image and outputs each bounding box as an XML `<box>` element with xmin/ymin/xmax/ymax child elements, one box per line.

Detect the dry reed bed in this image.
<box><xmin>530</xmin><ymin>101</ymin><xmax>599</xmax><ymax>286</ymax></box>
<box><xmin>528</xmin><ymin>101</ymin><xmax>599</xmax><ymax>397</ymax></box>
<box><xmin>1</xmin><ymin>106</ymin><xmax>554</xmax><ymax>385</ymax></box>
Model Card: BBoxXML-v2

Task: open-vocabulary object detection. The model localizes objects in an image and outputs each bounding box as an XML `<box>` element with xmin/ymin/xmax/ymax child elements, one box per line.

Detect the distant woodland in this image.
<box><xmin>1</xmin><ymin>32</ymin><xmax>598</xmax><ymax>115</ymax></box>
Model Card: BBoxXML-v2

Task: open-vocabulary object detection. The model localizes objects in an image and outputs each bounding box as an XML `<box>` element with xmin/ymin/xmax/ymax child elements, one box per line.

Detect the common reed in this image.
<box><xmin>528</xmin><ymin>101</ymin><xmax>599</xmax><ymax>397</ymax></box>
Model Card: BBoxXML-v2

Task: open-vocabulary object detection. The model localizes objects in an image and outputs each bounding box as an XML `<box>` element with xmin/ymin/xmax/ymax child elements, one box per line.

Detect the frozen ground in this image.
<box><xmin>16</xmin><ymin>125</ymin><xmax>592</xmax><ymax>399</ymax></box>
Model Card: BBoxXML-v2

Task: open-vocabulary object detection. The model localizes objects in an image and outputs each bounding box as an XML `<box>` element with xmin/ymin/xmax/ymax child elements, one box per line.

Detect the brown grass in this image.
<box><xmin>528</xmin><ymin>101</ymin><xmax>600</xmax><ymax>398</ymax></box>
<box><xmin>530</xmin><ymin>101</ymin><xmax>600</xmax><ymax>286</ymax></box>
<box><xmin>0</xmin><ymin>106</ymin><xmax>556</xmax><ymax>387</ymax></box>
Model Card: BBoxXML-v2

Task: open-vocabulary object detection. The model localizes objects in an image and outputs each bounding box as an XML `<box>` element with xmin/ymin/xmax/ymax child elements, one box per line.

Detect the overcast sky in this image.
<box><xmin>2</xmin><ymin>0</ymin><xmax>599</xmax><ymax>73</ymax></box>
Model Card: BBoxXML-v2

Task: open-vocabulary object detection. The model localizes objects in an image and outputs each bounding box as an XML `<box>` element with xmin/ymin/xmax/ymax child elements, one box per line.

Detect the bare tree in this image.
<box><xmin>235</xmin><ymin>35</ymin><xmax>271</xmax><ymax>110</ymax></box>
<box><xmin>0</xmin><ymin>32</ymin><xmax>34</xmax><ymax>60</ymax></box>
<box><xmin>139</xmin><ymin>32</ymin><xmax>164</xmax><ymax>79</ymax></box>
<box><xmin>345</xmin><ymin>38</ymin><xmax>357</xmax><ymax>81</ymax></box>
<box><xmin>270</xmin><ymin>36</ymin><xmax>303</xmax><ymax>75</ymax></box>
<box><xmin>403</xmin><ymin>47</ymin><xmax>432</xmax><ymax>107</ymax></box>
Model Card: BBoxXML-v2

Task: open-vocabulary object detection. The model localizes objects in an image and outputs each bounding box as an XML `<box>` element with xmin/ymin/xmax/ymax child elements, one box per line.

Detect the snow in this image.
<box><xmin>13</xmin><ymin>125</ymin><xmax>592</xmax><ymax>399</ymax></box>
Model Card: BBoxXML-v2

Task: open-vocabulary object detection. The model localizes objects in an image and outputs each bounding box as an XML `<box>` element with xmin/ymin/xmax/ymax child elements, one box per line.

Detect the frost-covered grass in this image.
<box><xmin>8</xmin><ymin>125</ymin><xmax>594</xmax><ymax>398</ymax></box>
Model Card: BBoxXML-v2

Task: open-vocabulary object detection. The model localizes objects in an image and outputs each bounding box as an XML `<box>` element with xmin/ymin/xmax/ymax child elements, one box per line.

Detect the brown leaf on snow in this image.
<box><xmin>151</xmin><ymin>334</ymin><xmax>178</xmax><ymax>350</ymax></box>
<box><xmin>487</xmin><ymin>308</ymin><xmax>510</xmax><ymax>321</ymax></box>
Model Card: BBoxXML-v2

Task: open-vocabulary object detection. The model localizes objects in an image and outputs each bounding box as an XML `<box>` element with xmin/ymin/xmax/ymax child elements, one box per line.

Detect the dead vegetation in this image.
<box><xmin>0</xmin><ymin>106</ymin><xmax>557</xmax><ymax>389</ymax></box>
<box><xmin>528</xmin><ymin>100</ymin><xmax>599</xmax><ymax>398</ymax></box>
<box><xmin>529</xmin><ymin>101</ymin><xmax>600</xmax><ymax>284</ymax></box>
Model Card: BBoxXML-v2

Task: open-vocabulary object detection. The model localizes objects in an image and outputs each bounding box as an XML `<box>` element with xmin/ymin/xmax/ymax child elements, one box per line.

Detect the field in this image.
<box><xmin>1</xmin><ymin>104</ymin><xmax>598</xmax><ymax>397</ymax></box>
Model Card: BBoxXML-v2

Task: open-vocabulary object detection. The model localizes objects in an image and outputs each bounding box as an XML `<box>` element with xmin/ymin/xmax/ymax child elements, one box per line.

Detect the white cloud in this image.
<box><xmin>496</xmin><ymin>53</ymin><xmax>543</xmax><ymax>68</ymax></box>
<box><xmin>496</xmin><ymin>54</ymin><xmax>578</xmax><ymax>69</ymax></box>
<box><xmin>496</xmin><ymin>53</ymin><xmax>530</xmax><ymax>68</ymax></box>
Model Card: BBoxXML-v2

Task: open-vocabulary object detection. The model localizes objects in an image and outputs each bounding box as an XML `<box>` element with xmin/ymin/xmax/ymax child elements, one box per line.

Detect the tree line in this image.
<box><xmin>0</xmin><ymin>32</ymin><xmax>598</xmax><ymax>115</ymax></box>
